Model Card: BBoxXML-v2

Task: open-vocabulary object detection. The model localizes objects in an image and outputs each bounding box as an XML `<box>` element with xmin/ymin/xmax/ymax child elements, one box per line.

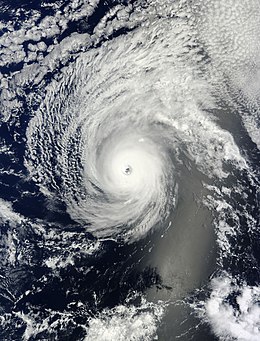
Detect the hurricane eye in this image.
<box><xmin>123</xmin><ymin>165</ymin><xmax>132</xmax><ymax>175</ymax></box>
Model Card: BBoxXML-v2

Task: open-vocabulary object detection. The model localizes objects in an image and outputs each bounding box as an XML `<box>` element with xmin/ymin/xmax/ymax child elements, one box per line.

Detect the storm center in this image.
<box><xmin>122</xmin><ymin>165</ymin><xmax>132</xmax><ymax>175</ymax></box>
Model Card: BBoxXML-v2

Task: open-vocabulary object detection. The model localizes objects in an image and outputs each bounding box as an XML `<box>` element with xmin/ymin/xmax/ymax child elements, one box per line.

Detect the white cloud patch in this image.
<box><xmin>205</xmin><ymin>277</ymin><xmax>260</xmax><ymax>341</ymax></box>
<box><xmin>0</xmin><ymin>198</ymin><xmax>23</xmax><ymax>225</ymax></box>
<box><xmin>85</xmin><ymin>298</ymin><xmax>165</xmax><ymax>341</ymax></box>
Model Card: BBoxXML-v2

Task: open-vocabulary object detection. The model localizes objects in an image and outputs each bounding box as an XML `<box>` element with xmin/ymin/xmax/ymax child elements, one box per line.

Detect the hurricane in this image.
<box><xmin>0</xmin><ymin>0</ymin><xmax>259</xmax><ymax>340</ymax></box>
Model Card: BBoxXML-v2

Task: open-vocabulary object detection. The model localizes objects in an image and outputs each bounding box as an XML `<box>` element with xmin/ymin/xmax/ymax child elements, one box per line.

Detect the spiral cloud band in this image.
<box><xmin>25</xmin><ymin>18</ymin><xmax>245</xmax><ymax>243</ymax></box>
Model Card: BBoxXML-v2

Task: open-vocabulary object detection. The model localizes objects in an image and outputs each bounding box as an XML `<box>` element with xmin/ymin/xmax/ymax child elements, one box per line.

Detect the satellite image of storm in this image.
<box><xmin>0</xmin><ymin>0</ymin><xmax>259</xmax><ymax>340</ymax></box>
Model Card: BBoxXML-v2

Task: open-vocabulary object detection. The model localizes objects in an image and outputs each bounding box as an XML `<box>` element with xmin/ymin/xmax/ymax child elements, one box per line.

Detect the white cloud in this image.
<box><xmin>85</xmin><ymin>298</ymin><xmax>165</xmax><ymax>341</ymax></box>
<box><xmin>206</xmin><ymin>277</ymin><xmax>260</xmax><ymax>341</ymax></box>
